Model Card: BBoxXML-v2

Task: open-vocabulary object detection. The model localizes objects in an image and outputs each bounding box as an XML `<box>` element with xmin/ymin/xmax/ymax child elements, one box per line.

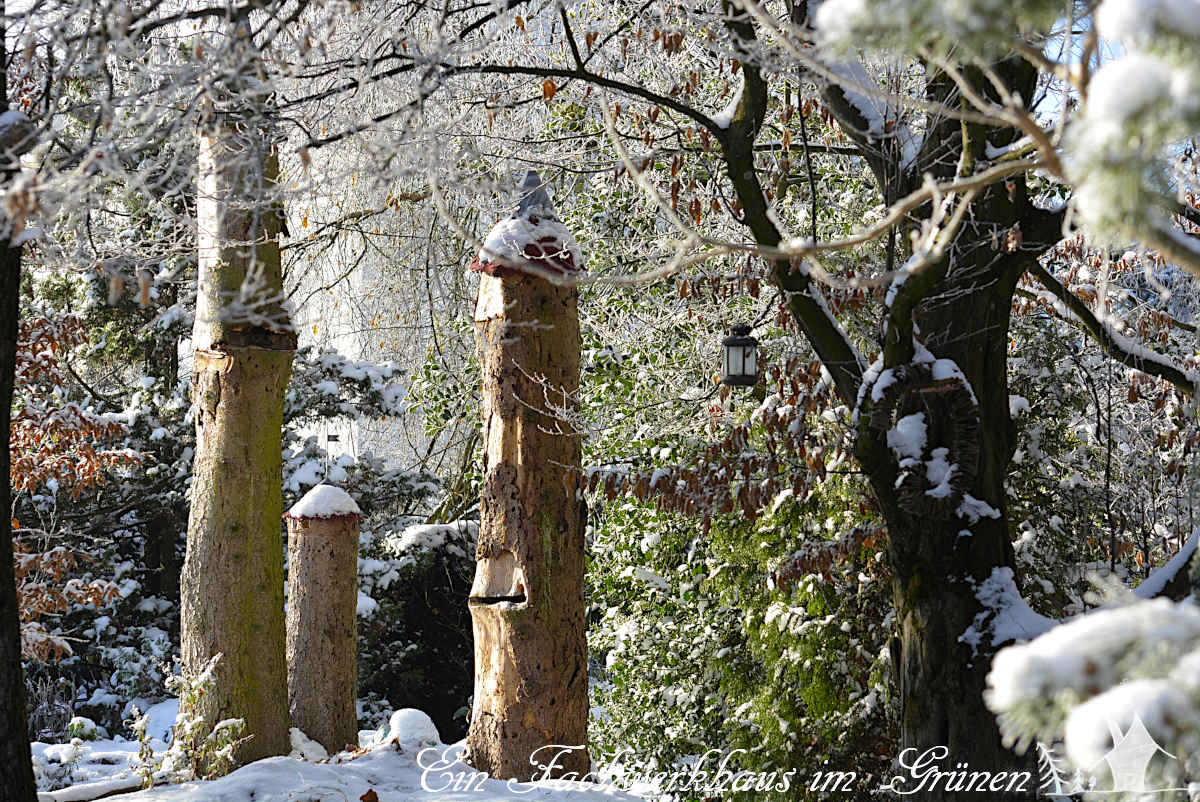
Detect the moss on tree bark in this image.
<box><xmin>180</xmin><ymin>107</ymin><xmax>294</xmax><ymax>769</ymax></box>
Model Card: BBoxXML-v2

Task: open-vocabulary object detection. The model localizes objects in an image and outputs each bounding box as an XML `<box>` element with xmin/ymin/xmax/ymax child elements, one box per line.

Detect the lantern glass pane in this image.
<box><xmin>743</xmin><ymin>346</ymin><xmax>756</xmax><ymax>376</ymax></box>
<box><xmin>728</xmin><ymin>345</ymin><xmax>744</xmax><ymax>377</ymax></box>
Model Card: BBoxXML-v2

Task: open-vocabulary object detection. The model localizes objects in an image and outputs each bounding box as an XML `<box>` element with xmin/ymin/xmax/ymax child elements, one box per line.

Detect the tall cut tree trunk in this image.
<box><xmin>468</xmin><ymin>274</ymin><xmax>588</xmax><ymax>780</ymax></box>
<box><xmin>180</xmin><ymin>89</ymin><xmax>295</xmax><ymax>768</ymax></box>
<box><xmin>284</xmin><ymin>490</ymin><xmax>361</xmax><ymax>754</ymax></box>
<box><xmin>466</xmin><ymin>178</ymin><xmax>589</xmax><ymax>779</ymax></box>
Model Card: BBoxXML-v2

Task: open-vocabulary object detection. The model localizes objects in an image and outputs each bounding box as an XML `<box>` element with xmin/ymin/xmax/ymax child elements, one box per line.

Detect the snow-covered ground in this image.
<box><xmin>34</xmin><ymin>705</ymin><xmax>644</xmax><ymax>802</ymax></box>
<box><xmin>33</xmin><ymin>699</ymin><xmax>178</xmax><ymax>801</ymax></box>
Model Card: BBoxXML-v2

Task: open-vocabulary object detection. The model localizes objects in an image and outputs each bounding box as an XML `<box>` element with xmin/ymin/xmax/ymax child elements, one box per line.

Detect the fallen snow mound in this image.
<box><xmin>379</xmin><ymin>709</ymin><xmax>441</xmax><ymax>749</ymax></box>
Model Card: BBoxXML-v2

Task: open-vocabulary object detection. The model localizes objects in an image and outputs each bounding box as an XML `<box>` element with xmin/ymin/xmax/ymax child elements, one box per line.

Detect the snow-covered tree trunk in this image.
<box><xmin>180</xmin><ymin>90</ymin><xmax>295</xmax><ymax>768</ymax></box>
<box><xmin>466</xmin><ymin>177</ymin><xmax>589</xmax><ymax>780</ymax></box>
<box><xmin>715</xmin><ymin>11</ymin><xmax>1051</xmax><ymax>794</ymax></box>
<box><xmin>840</xmin><ymin>58</ymin><xmax>1057</xmax><ymax>800</ymax></box>
<box><xmin>863</xmin><ymin>258</ymin><xmax>1033</xmax><ymax>796</ymax></box>
<box><xmin>285</xmin><ymin>486</ymin><xmax>362</xmax><ymax>754</ymax></box>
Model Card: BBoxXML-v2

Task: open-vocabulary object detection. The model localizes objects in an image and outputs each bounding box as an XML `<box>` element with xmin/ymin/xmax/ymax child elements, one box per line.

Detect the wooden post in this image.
<box><xmin>284</xmin><ymin>484</ymin><xmax>362</xmax><ymax>754</ymax></box>
<box><xmin>465</xmin><ymin>172</ymin><xmax>589</xmax><ymax>781</ymax></box>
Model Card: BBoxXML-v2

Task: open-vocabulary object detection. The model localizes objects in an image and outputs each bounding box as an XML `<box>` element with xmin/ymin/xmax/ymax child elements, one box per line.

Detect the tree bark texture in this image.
<box><xmin>863</xmin><ymin>249</ymin><xmax>1034</xmax><ymax>800</ymax></box>
<box><xmin>285</xmin><ymin>513</ymin><xmax>359</xmax><ymax>754</ymax></box>
<box><xmin>0</xmin><ymin>3</ymin><xmax>38</xmax><ymax>790</ymax></box>
<box><xmin>716</xmin><ymin>11</ymin><xmax>1048</xmax><ymax>794</ymax></box>
<box><xmin>466</xmin><ymin>272</ymin><xmax>589</xmax><ymax>781</ymax></box>
<box><xmin>851</xmin><ymin>61</ymin><xmax>1045</xmax><ymax>801</ymax></box>
<box><xmin>0</xmin><ymin>230</ymin><xmax>37</xmax><ymax>802</ymax></box>
<box><xmin>180</xmin><ymin>108</ymin><xmax>294</xmax><ymax>768</ymax></box>
<box><xmin>856</xmin><ymin>140</ymin><xmax>1041</xmax><ymax>799</ymax></box>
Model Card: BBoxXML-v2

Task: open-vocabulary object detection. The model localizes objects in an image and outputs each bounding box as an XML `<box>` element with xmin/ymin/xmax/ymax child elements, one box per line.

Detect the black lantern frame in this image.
<box><xmin>721</xmin><ymin>324</ymin><xmax>759</xmax><ymax>387</ymax></box>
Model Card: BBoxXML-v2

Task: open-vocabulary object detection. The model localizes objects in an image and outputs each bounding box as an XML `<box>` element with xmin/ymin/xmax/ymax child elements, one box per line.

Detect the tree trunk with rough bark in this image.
<box><xmin>859</xmin><ymin>233</ymin><xmax>1035</xmax><ymax>800</ymax></box>
<box><xmin>285</xmin><ymin>493</ymin><xmax>361</xmax><ymax>754</ymax></box>
<box><xmin>466</xmin><ymin>264</ymin><xmax>589</xmax><ymax>781</ymax></box>
<box><xmin>847</xmin><ymin>60</ymin><xmax>1044</xmax><ymax>800</ymax></box>
<box><xmin>0</xmin><ymin>218</ymin><xmax>36</xmax><ymax>802</ymax></box>
<box><xmin>0</xmin><ymin>5</ymin><xmax>37</xmax><ymax>791</ymax></box>
<box><xmin>180</xmin><ymin>97</ymin><xmax>295</xmax><ymax>769</ymax></box>
<box><xmin>715</xmin><ymin>8</ymin><xmax>1048</xmax><ymax>795</ymax></box>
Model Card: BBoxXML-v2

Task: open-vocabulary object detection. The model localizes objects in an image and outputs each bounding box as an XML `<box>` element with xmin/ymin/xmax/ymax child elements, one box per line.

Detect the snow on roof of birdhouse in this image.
<box><xmin>468</xmin><ymin>171</ymin><xmax>584</xmax><ymax>278</ymax></box>
<box><xmin>285</xmin><ymin>484</ymin><xmax>362</xmax><ymax>520</ymax></box>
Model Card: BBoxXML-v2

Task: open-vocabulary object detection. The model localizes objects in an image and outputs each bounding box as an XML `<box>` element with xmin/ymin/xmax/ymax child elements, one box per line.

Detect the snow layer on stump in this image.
<box><xmin>286</xmin><ymin>483</ymin><xmax>361</xmax><ymax>519</ymax></box>
<box><xmin>471</xmin><ymin>216</ymin><xmax>584</xmax><ymax>276</ymax></box>
<box><xmin>468</xmin><ymin>172</ymin><xmax>585</xmax><ymax>278</ymax></box>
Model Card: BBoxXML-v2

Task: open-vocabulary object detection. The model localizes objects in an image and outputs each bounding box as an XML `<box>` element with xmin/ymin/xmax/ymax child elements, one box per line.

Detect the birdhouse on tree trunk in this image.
<box><xmin>465</xmin><ymin>172</ymin><xmax>590</xmax><ymax>781</ymax></box>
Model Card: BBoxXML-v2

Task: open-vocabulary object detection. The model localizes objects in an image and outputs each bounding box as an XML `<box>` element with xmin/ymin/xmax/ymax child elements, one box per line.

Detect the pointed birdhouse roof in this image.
<box><xmin>468</xmin><ymin>171</ymin><xmax>584</xmax><ymax>278</ymax></box>
<box><xmin>517</xmin><ymin>170</ymin><xmax>557</xmax><ymax>219</ymax></box>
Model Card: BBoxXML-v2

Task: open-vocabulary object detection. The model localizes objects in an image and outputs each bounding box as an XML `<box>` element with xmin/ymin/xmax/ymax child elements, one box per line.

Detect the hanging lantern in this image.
<box><xmin>721</xmin><ymin>324</ymin><xmax>759</xmax><ymax>387</ymax></box>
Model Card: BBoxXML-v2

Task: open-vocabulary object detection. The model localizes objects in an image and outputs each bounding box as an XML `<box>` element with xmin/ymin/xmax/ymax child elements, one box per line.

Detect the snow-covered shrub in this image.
<box><xmin>589</xmin><ymin>503</ymin><xmax>733</xmax><ymax>777</ymax></box>
<box><xmin>356</xmin><ymin>519</ymin><xmax>477</xmax><ymax>741</ymax></box>
<box><xmin>66</xmin><ymin>716</ymin><xmax>107</xmax><ymax>741</ymax></box>
<box><xmin>288</xmin><ymin>727</ymin><xmax>329</xmax><ymax>762</ymax></box>
<box><xmin>986</xmin><ymin>595</ymin><xmax>1200</xmax><ymax>797</ymax></box>
<box><xmin>375</xmin><ymin>708</ymin><xmax>442</xmax><ymax>749</ymax></box>
<box><xmin>589</xmin><ymin>490</ymin><xmax>895</xmax><ymax>800</ymax></box>
<box><xmin>30</xmin><ymin>738</ymin><xmax>82</xmax><ymax>791</ymax></box>
<box><xmin>24</xmin><ymin>669</ymin><xmax>75</xmax><ymax>742</ymax></box>
<box><xmin>155</xmin><ymin>654</ymin><xmax>248</xmax><ymax>782</ymax></box>
<box><xmin>287</xmin><ymin>347</ymin><xmax>410</xmax><ymax>425</ymax></box>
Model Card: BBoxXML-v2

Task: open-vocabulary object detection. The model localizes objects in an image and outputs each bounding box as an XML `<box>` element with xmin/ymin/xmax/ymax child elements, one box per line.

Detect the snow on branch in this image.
<box><xmin>986</xmin><ymin>590</ymin><xmax>1200</xmax><ymax>784</ymax></box>
<box><xmin>1132</xmin><ymin>528</ymin><xmax>1200</xmax><ymax>599</ymax></box>
<box><xmin>1027</xmin><ymin>262</ymin><xmax>1199</xmax><ymax>393</ymax></box>
<box><xmin>960</xmin><ymin>567</ymin><xmax>1057</xmax><ymax>656</ymax></box>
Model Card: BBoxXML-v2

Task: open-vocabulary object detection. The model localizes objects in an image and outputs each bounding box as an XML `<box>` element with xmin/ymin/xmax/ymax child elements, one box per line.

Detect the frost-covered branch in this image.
<box><xmin>1028</xmin><ymin>262</ymin><xmax>1198</xmax><ymax>394</ymax></box>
